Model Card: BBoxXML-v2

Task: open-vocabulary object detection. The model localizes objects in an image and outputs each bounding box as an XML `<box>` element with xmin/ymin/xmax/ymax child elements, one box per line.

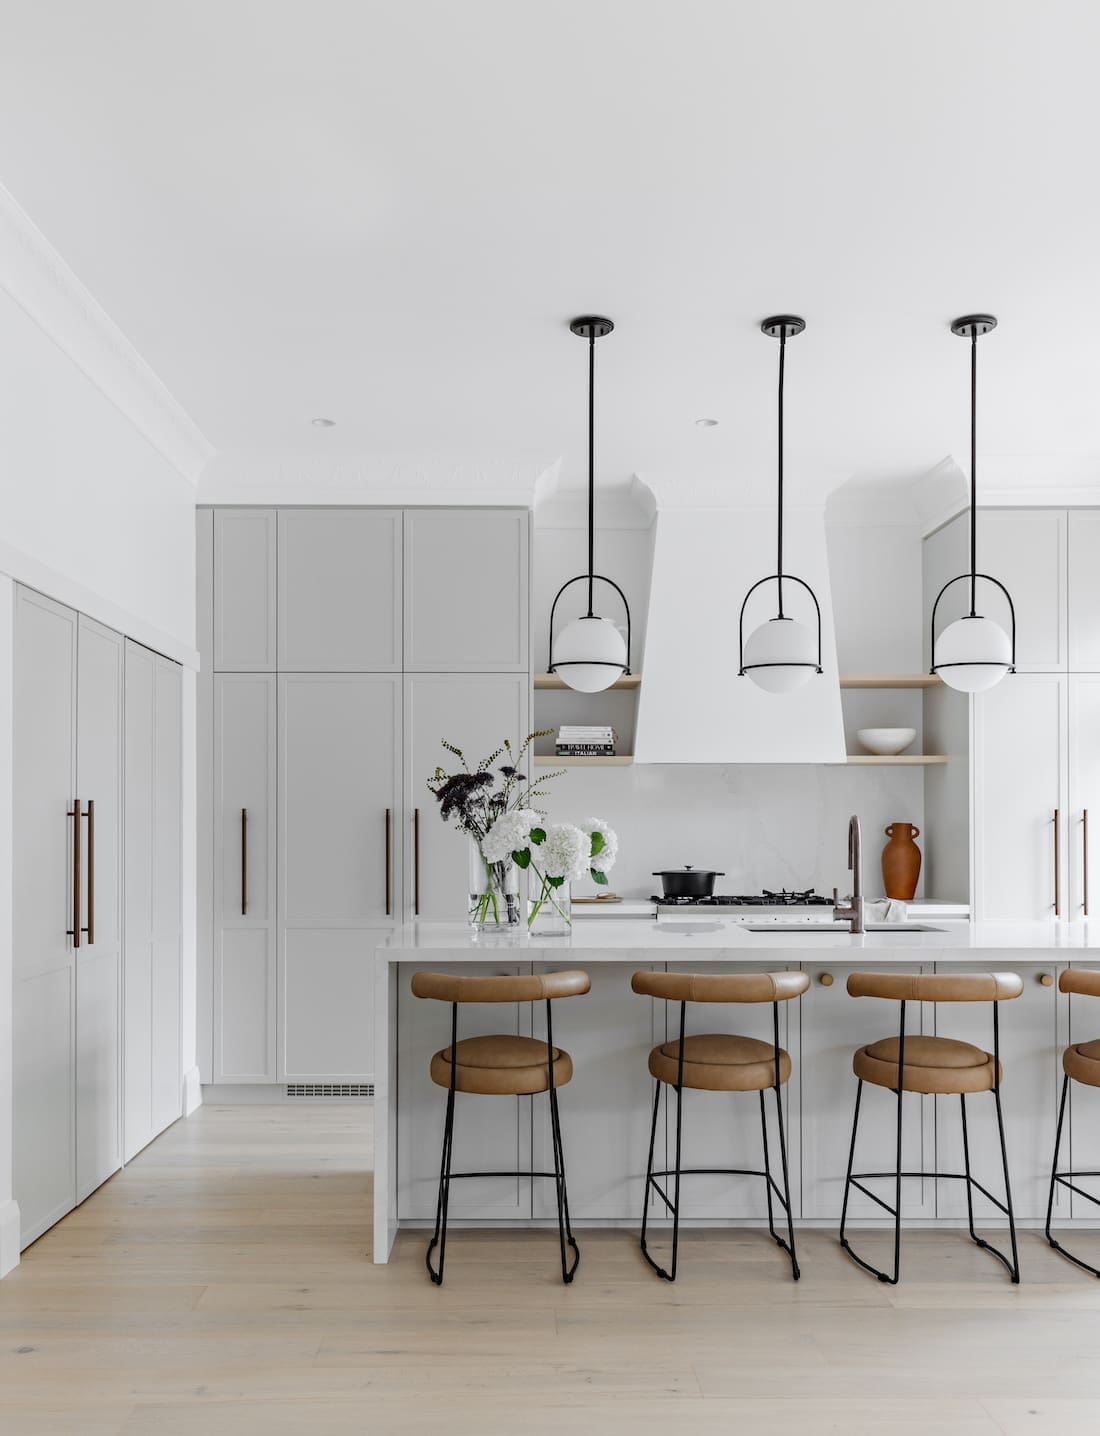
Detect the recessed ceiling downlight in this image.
<box><xmin>311</xmin><ymin>417</ymin><xmax>336</xmax><ymax>428</ymax></box>
<box><xmin>695</xmin><ymin>417</ymin><xmax>719</xmax><ymax>427</ymax></box>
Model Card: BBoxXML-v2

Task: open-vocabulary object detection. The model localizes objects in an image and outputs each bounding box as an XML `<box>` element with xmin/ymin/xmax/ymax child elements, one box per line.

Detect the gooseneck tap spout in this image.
<box><xmin>833</xmin><ymin>814</ymin><xmax>865</xmax><ymax>934</ymax></box>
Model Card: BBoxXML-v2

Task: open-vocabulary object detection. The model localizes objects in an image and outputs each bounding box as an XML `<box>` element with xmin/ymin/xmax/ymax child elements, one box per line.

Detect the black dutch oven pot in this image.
<box><xmin>652</xmin><ymin>866</ymin><xmax>725</xmax><ymax>899</ymax></box>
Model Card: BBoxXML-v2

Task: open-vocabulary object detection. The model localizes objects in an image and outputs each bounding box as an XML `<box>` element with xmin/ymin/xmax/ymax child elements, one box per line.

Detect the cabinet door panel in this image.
<box><xmin>405</xmin><ymin>674</ymin><xmax>530</xmax><ymax>921</ymax></box>
<box><xmin>123</xmin><ymin>642</ymin><xmax>155</xmax><ymax>1158</ymax></box>
<box><xmin>214</xmin><ymin>674</ymin><xmax>276</xmax><ymax>1083</ymax></box>
<box><xmin>404</xmin><ymin>509</ymin><xmax>529</xmax><ymax>671</ymax></box>
<box><xmin>152</xmin><ymin>659</ymin><xmax>183</xmax><ymax>1132</ymax></box>
<box><xmin>934</xmin><ymin>962</ymin><xmax>1059</xmax><ymax>1220</ymax></box>
<box><xmin>1065</xmin><ymin>962</ymin><xmax>1100</xmax><ymax>1218</ymax></box>
<box><xmin>281</xmin><ymin>927</ymin><xmax>379</xmax><ymax>1079</ymax></box>
<box><xmin>13</xmin><ymin>589</ymin><xmax>78</xmax><ymax>1245</ymax></box>
<box><xmin>973</xmin><ymin>674</ymin><xmax>1067</xmax><ymax>920</ymax></box>
<box><xmin>278</xmin><ymin>510</ymin><xmax>401</xmax><ymax>671</ymax></box>
<box><xmin>213</xmin><ymin>509</ymin><xmax>277</xmax><ymax>671</ymax></box>
<box><xmin>397</xmin><ymin>963</ymin><xmax>532</xmax><ymax>1219</ymax></box>
<box><xmin>1068</xmin><ymin>511</ymin><xmax>1100</xmax><ymax>671</ymax></box>
<box><xmin>1069</xmin><ymin>675</ymin><xmax>1100</xmax><ymax>920</ymax></box>
<box><xmin>800</xmin><ymin>964</ymin><xmax>934</xmax><ymax>1221</ymax></box>
<box><xmin>75</xmin><ymin>616</ymin><xmax>123</xmax><ymax>1200</ymax></box>
<box><xmin>980</xmin><ymin>510</ymin><xmax>1066</xmax><ymax>671</ymax></box>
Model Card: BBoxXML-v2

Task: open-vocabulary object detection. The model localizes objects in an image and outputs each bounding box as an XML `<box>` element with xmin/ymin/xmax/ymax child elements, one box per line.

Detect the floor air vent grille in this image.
<box><xmin>286</xmin><ymin>1083</ymin><xmax>374</xmax><ymax>1098</ymax></box>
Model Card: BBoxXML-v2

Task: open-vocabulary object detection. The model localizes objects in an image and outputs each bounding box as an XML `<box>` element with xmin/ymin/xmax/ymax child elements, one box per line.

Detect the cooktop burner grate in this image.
<box><xmin>651</xmin><ymin>889</ymin><xmax>833</xmax><ymax>908</ymax></box>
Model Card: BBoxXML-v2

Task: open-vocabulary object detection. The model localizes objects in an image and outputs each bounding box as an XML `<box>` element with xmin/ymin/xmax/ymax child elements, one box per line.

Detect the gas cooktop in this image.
<box><xmin>651</xmin><ymin>888</ymin><xmax>833</xmax><ymax>908</ymax></box>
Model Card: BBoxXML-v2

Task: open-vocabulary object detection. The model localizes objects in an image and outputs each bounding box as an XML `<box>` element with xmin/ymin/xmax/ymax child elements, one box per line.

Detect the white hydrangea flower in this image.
<box><xmin>481</xmin><ymin>807</ymin><xmax>539</xmax><ymax>863</ymax></box>
<box><xmin>538</xmin><ymin>822</ymin><xmax>590</xmax><ymax>881</ymax></box>
<box><xmin>584</xmin><ymin>817</ymin><xmax>618</xmax><ymax>874</ymax></box>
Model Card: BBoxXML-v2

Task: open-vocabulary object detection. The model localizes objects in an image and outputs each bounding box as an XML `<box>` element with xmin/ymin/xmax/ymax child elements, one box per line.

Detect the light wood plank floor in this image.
<box><xmin>3</xmin><ymin>1105</ymin><xmax>1100</xmax><ymax>1433</ymax></box>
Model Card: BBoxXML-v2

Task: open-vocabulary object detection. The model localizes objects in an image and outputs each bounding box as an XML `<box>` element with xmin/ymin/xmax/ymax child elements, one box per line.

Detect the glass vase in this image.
<box><xmin>527</xmin><ymin>871</ymin><xmax>572</xmax><ymax>936</ymax></box>
<box><xmin>468</xmin><ymin>838</ymin><xmax>520</xmax><ymax>928</ymax></box>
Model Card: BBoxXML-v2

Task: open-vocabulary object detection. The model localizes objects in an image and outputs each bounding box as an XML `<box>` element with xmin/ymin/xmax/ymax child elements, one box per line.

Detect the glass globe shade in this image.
<box><xmin>934</xmin><ymin>615</ymin><xmax>1013</xmax><ymax>693</ymax></box>
<box><xmin>552</xmin><ymin>615</ymin><xmax>627</xmax><ymax>693</ymax></box>
<box><xmin>742</xmin><ymin>617</ymin><xmax>818</xmax><ymax>694</ymax></box>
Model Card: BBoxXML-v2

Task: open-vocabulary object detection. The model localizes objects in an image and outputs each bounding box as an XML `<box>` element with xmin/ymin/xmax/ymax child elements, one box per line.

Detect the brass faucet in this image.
<box><xmin>833</xmin><ymin>815</ymin><xmax>865</xmax><ymax>934</ymax></box>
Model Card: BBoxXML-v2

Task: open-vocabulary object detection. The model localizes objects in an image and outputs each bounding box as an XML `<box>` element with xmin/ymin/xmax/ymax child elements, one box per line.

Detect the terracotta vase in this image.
<box><xmin>882</xmin><ymin>823</ymin><xmax>921</xmax><ymax>901</ymax></box>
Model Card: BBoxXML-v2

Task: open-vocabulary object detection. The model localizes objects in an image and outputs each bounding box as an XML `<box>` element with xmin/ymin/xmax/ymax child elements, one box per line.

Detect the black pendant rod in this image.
<box><xmin>976</xmin><ymin>323</ymin><xmax>982</xmax><ymax>614</ymax></box>
<box><xmin>587</xmin><ymin>325</ymin><xmax>596</xmax><ymax>616</ymax></box>
<box><xmin>777</xmin><ymin>327</ymin><xmax>786</xmax><ymax>618</ymax></box>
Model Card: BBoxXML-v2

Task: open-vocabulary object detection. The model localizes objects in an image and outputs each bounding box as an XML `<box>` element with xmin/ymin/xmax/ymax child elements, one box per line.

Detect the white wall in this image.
<box><xmin>0</xmin><ymin>200</ymin><xmax>203</xmax><ymax>1275</ymax></box>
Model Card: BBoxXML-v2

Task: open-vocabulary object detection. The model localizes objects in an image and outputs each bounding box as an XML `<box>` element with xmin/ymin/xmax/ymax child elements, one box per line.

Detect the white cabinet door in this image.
<box><xmin>397</xmin><ymin>962</ymin><xmax>533</xmax><ymax>1220</ymax></box>
<box><xmin>980</xmin><ymin>510</ymin><xmax>1066</xmax><ymax>672</ymax></box>
<box><xmin>405</xmin><ymin>674</ymin><xmax>530</xmax><ymax>920</ymax></box>
<box><xmin>404</xmin><ymin>509</ymin><xmax>530</xmax><ymax>672</ymax></box>
<box><xmin>13</xmin><ymin>589</ymin><xmax>78</xmax><ymax>1247</ymax></box>
<box><xmin>213</xmin><ymin>509</ymin><xmax>277</xmax><ymax>671</ymax></box>
<box><xmin>278</xmin><ymin>510</ymin><xmax>402</xmax><ymax>672</ymax></box>
<box><xmin>151</xmin><ymin>658</ymin><xmax>183</xmax><ymax>1134</ymax></box>
<box><xmin>1069</xmin><ymin>675</ymin><xmax>1100</xmax><ymax>920</ymax></box>
<box><xmin>75</xmin><ymin>616</ymin><xmax>123</xmax><ymax>1202</ymax></box>
<box><xmin>530</xmin><ymin>964</ymin><xmax>666</xmax><ymax>1220</ymax></box>
<box><xmin>277</xmin><ymin>674</ymin><xmax>399</xmax><ymax>1080</ymax></box>
<box><xmin>213</xmin><ymin>674</ymin><xmax>277</xmax><ymax>1083</ymax></box>
<box><xmin>1068</xmin><ymin>511</ymin><xmax>1100</xmax><ymax>671</ymax></box>
<box><xmin>933</xmin><ymin>962</ymin><xmax>1059</xmax><ymax>1220</ymax></box>
<box><xmin>973</xmin><ymin>674</ymin><xmax>1068</xmax><ymax>921</ymax></box>
<box><xmin>800</xmin><ymin>964</ymin><xmax>935</xmax><ymax>1221</ymax></box>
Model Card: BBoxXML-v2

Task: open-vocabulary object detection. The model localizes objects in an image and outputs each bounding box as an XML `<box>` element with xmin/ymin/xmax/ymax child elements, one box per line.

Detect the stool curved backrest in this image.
<box><xmin>847</xmin><ymin>971</ymin><xmax>1022</xmax><ymax>1003</ymax></box>
<box><xmin>412</xmin><ymin>970</ymin><xmax>591</xmax><ymax>1004</ymax></box>
<box><xmin>631</xmin><ymin>970</ymin><xmax>809</xmax><ymax>1004</ymax></box>
<box><xmin>1060</xmin><ymin>969</ymin><xmax>1100</xmax><ymax>998</ymax></box>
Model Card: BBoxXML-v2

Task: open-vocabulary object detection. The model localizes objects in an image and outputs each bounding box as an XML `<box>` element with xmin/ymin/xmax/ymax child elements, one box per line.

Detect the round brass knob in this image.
<box><xmin>819</xmin><ymin>972</ymin><xmax>834</xmax><ymax>987</ymax></box>
<box><xmin>1038</xmin><ymin>972</ymin><xmax>1054</xmax><ymax>987</ymax></box>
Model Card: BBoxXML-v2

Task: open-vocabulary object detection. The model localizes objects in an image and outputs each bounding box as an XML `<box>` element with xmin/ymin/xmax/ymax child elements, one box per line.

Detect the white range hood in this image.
<box><xmin>634</xmin><ymin>504</ymin><xmax>845</xmax><ymax>764</ymax></box>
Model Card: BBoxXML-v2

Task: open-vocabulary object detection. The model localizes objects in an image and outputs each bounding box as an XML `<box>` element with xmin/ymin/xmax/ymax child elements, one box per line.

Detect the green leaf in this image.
<box><xmin>590</xmin><ymin>831</ymin><xmax>606</xmax><ymax>856</ymax></box>
<box><xmin>530</xmin><ymin>827</ymin><xmax>546</xmax><ymax>845</ymax></box>
<box><xmin>547</xmin><ymin>875</ymin><xmax>564</xmax><ymax>888</ymax></box>
<box><xmin>591</xmin><ymin>869</ymin><xmax>609</xmax><ymax>885</ymax></box>
<box><xmin>512</xmin><ymin>848</ymin><xmax>531</xmax><ymax>869</ymax></box>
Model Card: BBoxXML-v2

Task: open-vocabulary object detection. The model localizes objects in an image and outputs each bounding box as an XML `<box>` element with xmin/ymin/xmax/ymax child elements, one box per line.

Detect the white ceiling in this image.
<box><xmin>2</xmin><ymin>0</ymin><xmax>1099</xmax><ymax>503</ymax></box>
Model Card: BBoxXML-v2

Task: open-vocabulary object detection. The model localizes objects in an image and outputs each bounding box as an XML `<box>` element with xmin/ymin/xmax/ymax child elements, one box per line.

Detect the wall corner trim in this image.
<box><xmin>0</xmin><ymin>182</ymin><xmax>214</xmax><ymax>485</ymax></box>
<box><xmin>0</xmin><ymin>1199</ymin><xmax>21</xmax><ymax>1279</ymax></box>
<box><xmin>182</xmin><ymin>1067</ymin><xmax>203</xmax><ymax>1117</ymax></box>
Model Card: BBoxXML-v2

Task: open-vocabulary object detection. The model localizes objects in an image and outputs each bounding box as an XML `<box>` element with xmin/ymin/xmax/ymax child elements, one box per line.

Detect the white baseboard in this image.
<box><xmin>0</xmin><ymin>1199</ymin><xmax>21</xmax><ymax>1279</ymax></box>
<box><xmin>183</xmin><ymin>1066</ymin><xmax>203</xmax><ymax>1116</ymax></box>
<box><xmin>202</xmin><ymin>1083</ymin><xmax>373</xmax><ymax>1105</ymax></box>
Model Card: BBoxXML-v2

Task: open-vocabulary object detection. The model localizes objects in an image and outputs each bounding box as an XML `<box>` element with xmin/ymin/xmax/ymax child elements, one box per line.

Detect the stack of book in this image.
<box><xmin>555</xmin><ymin>725</ymin><xmax>616</xmax><ymax>758</ymax></box>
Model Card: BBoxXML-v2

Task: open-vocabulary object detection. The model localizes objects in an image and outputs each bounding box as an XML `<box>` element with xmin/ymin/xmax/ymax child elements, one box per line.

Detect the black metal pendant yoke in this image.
<box><xmin>739</xmin><ymin>315</ymin><xmax>823</xmax><ymax>679</ymax></box>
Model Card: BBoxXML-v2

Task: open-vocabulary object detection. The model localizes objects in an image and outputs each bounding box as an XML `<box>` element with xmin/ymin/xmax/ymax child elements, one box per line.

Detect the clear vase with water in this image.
<box><xmin>468</xmin><ymin>838</ymin><xmax>521</xmax><ymax>927</ymax></box>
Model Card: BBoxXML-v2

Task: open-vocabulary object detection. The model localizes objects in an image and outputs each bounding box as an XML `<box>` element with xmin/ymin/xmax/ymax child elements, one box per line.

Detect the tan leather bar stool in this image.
<box><xmin>631</xmin><ymin>970</ymin><xmax>809</xmax><ymax>1282</ymax></box>
<box><xmin>1046</xmin><ymin>968</ymin><xmax>1100</xmax><ymax>1276</ymax></box>
<box><xmin>411</xmin><ymin>969</ymin><xmax>590</xmax><ymax>1286</ymax></box>
<box><xmin>840</xmin><ymin>971</ymin><xmax>1023</xmax><ymax>1285</ymax></box>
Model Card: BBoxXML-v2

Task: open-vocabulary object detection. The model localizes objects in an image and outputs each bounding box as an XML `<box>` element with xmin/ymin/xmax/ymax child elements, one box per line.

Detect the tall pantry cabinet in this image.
<box><xmin>13</xmin><ymin>588</ymin><xmax>184</xmax><ymax>1249</ymax></box>
<box><xmin>926</xmin><ymin>509</ymin><xmax>1100</xmax><ymax>920</ymax></box>
<box><xmin>201</xmin><ymin>506</ymin><xmax>531</xmax><ymax>1089</ymax></box>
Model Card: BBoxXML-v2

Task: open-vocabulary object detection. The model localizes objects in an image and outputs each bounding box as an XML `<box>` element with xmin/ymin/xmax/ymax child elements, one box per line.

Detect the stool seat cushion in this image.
<box><xmin>1064</xmin><ymin>1037</ymin><xmax>1100</xmax><ymax>1088</ymax></box>
<box><xmin>649</xmin><ymin>1033</ymin><xmax>791</xmax><ymax>1092</ymax></box>
<box><xmin>430</xmin><ymin>1034</ymin><xmax>573</xmax><ymax>1095</ymax></box>
<box><xmin>854</xmin><ymin>1034</ymin><xmax>999</xmax><ymax>1095</ymax></box>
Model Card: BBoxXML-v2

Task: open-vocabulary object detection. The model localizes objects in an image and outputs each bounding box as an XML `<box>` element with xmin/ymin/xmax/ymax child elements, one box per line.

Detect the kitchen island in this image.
<box><xmin>373</xmin><ymin>919</ymin><xmax>1100</xmax><ymax>1263</ymax></box>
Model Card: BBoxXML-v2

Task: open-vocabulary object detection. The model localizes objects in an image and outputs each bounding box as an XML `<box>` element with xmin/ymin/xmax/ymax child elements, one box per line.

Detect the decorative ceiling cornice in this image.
<box><xmin>0</xmin><ymin>182</ymin><xmax>213</xmax><ymax>484</ymax></box>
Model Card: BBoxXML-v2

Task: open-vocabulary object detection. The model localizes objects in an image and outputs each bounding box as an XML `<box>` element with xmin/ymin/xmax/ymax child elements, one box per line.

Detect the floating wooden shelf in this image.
<box><xmin>845</xmin><ymin>754</ymin><xmax>948</xmax><ymax>766</ymax></box>
<box><xmin>535</xmin><ymin>755</ymin><xmax>635</xmax><ymax>766</ymax></box>
<box><xmin>533</xmin><ymin>673</ymin><xmax>642</xmax><ymax>690</ymax></box>
<box><xmin>840</xmin><ymin>675</ymin><xmax>942</xmax><ymax>689</ymax></box>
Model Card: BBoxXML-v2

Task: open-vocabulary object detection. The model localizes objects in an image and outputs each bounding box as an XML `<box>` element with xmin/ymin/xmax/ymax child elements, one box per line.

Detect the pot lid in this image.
<box><xmin>652</xmin><ymin>866</ymin><xmax>725</xmax><ymax>876</ymax></box>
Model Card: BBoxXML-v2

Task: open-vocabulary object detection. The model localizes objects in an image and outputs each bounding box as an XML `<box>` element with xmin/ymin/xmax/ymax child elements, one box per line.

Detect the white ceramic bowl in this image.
<box><xmin>857</xmin><ymin>727</ymin><xmax>917</xmax><ymax>756</ymax></box>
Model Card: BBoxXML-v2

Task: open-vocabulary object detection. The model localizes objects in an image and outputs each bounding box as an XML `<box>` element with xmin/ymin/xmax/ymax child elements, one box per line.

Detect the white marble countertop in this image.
<box><xmin>375</xmin><ymin>918</ymin><xmax>1100</xmax><ymax>962</ymax></box>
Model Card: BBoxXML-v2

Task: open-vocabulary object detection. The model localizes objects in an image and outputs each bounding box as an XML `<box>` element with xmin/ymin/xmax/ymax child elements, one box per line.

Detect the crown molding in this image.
<box><xmin>0</xmin><ymin>183</ymin><xmax>213</xmax><ymax>485</ymax></box>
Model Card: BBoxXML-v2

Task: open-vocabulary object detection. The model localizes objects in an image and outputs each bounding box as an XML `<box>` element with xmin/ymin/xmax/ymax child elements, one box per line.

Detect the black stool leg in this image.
<box><xmin>639</xmin><ymin>1078</ymin><xmax>662</xmax><ymax>1269</ymax></box>
<box><xmin>771</xmin><ymin>1082</ymin><xmax>800</xmax><ymax>1280</ymax></box>
<box><xmin>548</xmin><ymin>1080</ymin><xmax>580</xmax><ymax>1283</ymax></box>
<box><xmin>838</xmin><ymin>1077</ymin><xmax>864</xmax><ymax>1260</ymax></box>
<box><xmin>1046</xmin><ymin>1072</ymin><xmax>1069</xmax><ymax>1249</ymax></box>
<box><xmin>992</xmin><ymin>1081</ymin><xmax>1021</xmax><ymax>1284</ymax></box>
<box><xmin>425</xmin><ymin>1080</ymin><xmax>456</xmax><ymax>1285</ymax></box>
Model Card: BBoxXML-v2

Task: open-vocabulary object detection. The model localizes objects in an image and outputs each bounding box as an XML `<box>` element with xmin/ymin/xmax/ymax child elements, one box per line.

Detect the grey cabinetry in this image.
<box><xmin>278</xmin><ymin>674</ymin><xmax>398</xmax><ymax>1079</ymax></box>
<box><xmin>404</xmin><ymin>508</ymin><xmax>530</xmax><ymax>671</ymax></box>
<box><xmin>214</xmin><ymin>509</ymin><xmax>277</xmax><ymax>671</ymax></box>
<box><xmin>405</xmin><ymin>673</ymin><xmax>530</xmax><ymax>920</ymax></box>
<box><xmin>13</xmin><ymin>590</ymin><xmax>130</xmax><ymax>1246</ymax></box>
<box><xmin>213</xmin><ymin>674</ymin><xmax>276</xmax><ymax>1083</ymax></box>
<box><xmin>123</xmin><ymin>643</ymin><xmax>184</xmax><ymax>1161</ymax></box>
<box><xmin>278</xmin><ymin>509</ymin><xmax>401</xmax><ymax>672</ymax></box>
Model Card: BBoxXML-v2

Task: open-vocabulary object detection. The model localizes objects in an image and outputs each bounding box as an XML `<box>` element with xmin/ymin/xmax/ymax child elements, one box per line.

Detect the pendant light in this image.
<box><xmin>547</xmin><ymin>316</ymin><xmax>631</xmax><ymax>693</ymax></box>
<box><xmin>929</xmin><ymin>315</ymin><xmax>1016</xmax><ymax>692</ymax></box>
<box><xmin>739</xmin><ymin>315</ymin><xmax>823</xmax><ymax>693</ymax></box>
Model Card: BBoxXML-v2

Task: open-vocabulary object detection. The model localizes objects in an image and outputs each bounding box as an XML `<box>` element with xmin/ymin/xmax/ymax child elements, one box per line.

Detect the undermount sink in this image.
<box><xmin>742</xmin><ymin>923</ymin><xmax>945</xmax><ymax>934</ymax></box>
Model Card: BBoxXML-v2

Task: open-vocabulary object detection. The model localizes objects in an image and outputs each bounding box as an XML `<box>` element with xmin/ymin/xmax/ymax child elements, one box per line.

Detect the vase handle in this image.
<box><xmin>912</xmin><ymin>826</ymin><xmax>920</xmax><ymax>839</ymax></box>
<box><xmin>884</xmin><ymin>825</ymin><xmax>894</xmax><ymax>837</ymax></box>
